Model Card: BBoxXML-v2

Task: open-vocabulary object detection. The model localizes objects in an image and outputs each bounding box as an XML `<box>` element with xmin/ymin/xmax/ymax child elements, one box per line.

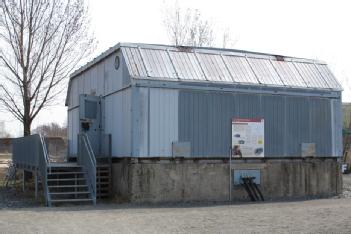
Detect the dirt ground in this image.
<box><xmin>0</xmin><ymin>174</ymin><xmax>350</xmax><ymax>233</ymax></box>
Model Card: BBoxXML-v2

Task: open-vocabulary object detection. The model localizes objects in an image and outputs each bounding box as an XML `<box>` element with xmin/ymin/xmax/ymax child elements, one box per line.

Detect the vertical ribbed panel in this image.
<box><xmin>285</xmin><ymin>97</ymin><xmax>310</xmax><ymax>156</ymax></box>
<box><xmin>248</xmin><ymin>58</ymin><xmax>284</xmax><ymax>86</ymax></box>
<box><xmin>293</xmin><ymin>62</ymin><xmax>329</xmax><ymax>89</ymax></box>
<box><xmin>271</xmin><ymin>61</ymin><xmax>307</xmax><ymax>88</ymax></box>
<box><xmin>122</xmin><ymin>47</ymin><xmax>148</xmax><ymax>77</ymax></box>
<box><xmin>196</xmin><ymin>53</ymin><xmax>233</xmax><ymax>82</ymax></box>
<box><xmin>68</xmin><ymin>108</ymin><xmax>79</xmax><ymax>156</ymax></box>
<box><xmin>142</xmin><ymin>49</ymin><xmax>177</xmax><ymax>79</ymax></box>
<box><xmin>104</xmin><ymin>89</ymin><xmax>132</xmax><ymax>157</ymax></box>
<box><xmin>179</xmin><ymin>91</ymin><xmax>235</xmax><ymax>157</ymax></box>
<box><xmin>149</xmin><ymin>89</ymin><xmax>178</xmax><ymax>156</ymax></box>
<box><xmin>315</xmin><ymin>64</ymin><xmax>343</xmax><ymax>90</ymax></box>
<box><xmin>222</xmin><ymin>55</ymin><xmax>259</xmax><ymax>84</ymax></box>
<box><xmin>309</xmin><ymin>98</ymin><xmax>332</xmax><ymax>156</ymax></box>
<box><xmin>169</xmin><ymin>51</ymin><xmax>206</xmax><ymax>80</ymax></box>
<box><xmin>332</xmin><ymin>99</ymin><xmax>343</xmax><ymax>157</ymax></box>
<box><xmin>262</xmin><ymin>95</ymin><xmax>285</xmax><ymax>156</ymax></box>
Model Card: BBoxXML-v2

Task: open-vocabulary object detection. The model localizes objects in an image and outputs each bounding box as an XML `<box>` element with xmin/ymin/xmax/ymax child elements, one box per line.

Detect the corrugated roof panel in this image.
<box><xmin>293</xmin><ymin>62</ymin><xmax>329</xmax><ymax>89</ymax></box>
<box><xmin>271</xmin><ymin>61</ymin><xmax>307</xmax><ymax>88</ymax></box>
<box><xmin>315</xmin><ymin>64</ymin><xmax>342</xmax><ymax>90</ymax></box>
<box><xmin>196</xmin><ymin>53</ymin><xmax>233</xmax><ymax>82</ymax></box>
<box><xmin>248</xmin><ymin>58</ymin><xmax>284</xmax><ymax>86</ymax></box>
<box><xmin>142</xmin><ymin>49</ymin><xmax>177</xmax><ymax>79</ymax></box>
<box><xmin>122</xmin><ymin>47</ymin><xmax>147</xmax><ymax>77</ymax></box>
<box><xmin>222</xmin><ymin>55</ymin><xmax>259</xmax><ymax>84</ymax></box>
<box><xmin>169</xmin><ymin>51</ymin><xmax>206</xmax><ymax>81</ymax></box>
<box><xmin>118</xmin><ymin>44</ymin><xmax>342</xmax><ymax>91</ymax></box>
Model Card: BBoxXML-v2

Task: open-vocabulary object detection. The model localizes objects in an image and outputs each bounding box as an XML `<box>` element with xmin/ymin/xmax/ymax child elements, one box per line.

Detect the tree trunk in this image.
<box><xmin>23</xmin><ymin>118</ymin><xmax>31</xmax><ymax>136</ymax></box>
<box><xmin>23</xmin><ymin>122</ymin><xmax>31</xmax><ymax>136</ymax></box>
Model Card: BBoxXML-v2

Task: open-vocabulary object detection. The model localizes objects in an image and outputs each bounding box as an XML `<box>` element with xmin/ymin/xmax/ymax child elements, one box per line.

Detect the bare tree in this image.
<box><xmin>33</xmin><ymin>122</ymin><xmax>67</xmax><ymax>138</ymax></box>
<box><xmin>221</xmin><ymin>27</ymin><xmax>238</xmax><ymax>49</ymax></box>
<box><xmin>163</xmin><ymin>3</ymin><xmax>214</xmax><ymax>47</ymax></box>
<box><xmin>163</xmin><ymin>2</ymin><xmax>237</xmax><ymax>48</ymax></box>
<box><xmin>0</xmin><ymin>0</ymin><xmax>95</xmax><ymax>136</ymax></box>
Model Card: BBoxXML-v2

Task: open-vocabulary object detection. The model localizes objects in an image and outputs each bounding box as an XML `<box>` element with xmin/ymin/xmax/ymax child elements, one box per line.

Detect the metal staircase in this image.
<box><xmin>47</xmin><ymin>163</ymin><xmax>94</xmax><ymax>205</ymax></box>
<box><xmin>12</xmin><ymin>133</ymin><xmax>112</xmax><ymax>206</ymax></box>
<box><xmin>96</xmin><ymin>164</ymin><xmax>112</xmax><ymax>199</ymax></box>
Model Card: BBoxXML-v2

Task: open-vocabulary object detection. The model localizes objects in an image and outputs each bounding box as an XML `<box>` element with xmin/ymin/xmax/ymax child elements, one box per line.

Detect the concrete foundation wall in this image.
<box><xmin>111</xmin><ymin>158</ymin><xmax>342</xmax><ymax>203</ymax></box>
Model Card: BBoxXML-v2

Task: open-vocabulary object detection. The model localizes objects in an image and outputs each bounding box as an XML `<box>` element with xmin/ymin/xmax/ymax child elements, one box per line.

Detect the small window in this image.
<box><xmin>85</xmin><ymin>100</ymin><xmax>97</xmax><ymax>119</ymax></box>
<box><xmin>114</xmin><ymin>55</ymin><xmax>120</xmax><ymax>70</ymax></box>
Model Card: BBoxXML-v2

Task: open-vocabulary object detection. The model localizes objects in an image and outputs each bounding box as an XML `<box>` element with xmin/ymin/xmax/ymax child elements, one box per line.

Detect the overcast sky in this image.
<box><xmin>1</xmin><ymin>0</ymin><xmax>350</xmax><ymax>136</ymax></box>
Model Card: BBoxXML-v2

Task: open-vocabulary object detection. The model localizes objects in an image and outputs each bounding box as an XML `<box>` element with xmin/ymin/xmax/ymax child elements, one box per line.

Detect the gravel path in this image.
<box><xmin>0</xmin><ymin>198</ymin><xmax>351</xmax><ymax>234</ymax></box>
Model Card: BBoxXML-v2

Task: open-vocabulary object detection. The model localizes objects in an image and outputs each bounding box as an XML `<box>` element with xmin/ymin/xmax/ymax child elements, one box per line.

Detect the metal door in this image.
<box><xmin>79</xmin><ymin>94</ymin><xmax>101</xmax><ymax>156</ymax></box>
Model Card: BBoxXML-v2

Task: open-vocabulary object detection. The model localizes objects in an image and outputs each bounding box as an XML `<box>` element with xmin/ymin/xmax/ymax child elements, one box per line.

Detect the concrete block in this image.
<box><xmin>111</xmin><ymin>158</ymin><xmax>342</xmax><ymax>203</ymax></box>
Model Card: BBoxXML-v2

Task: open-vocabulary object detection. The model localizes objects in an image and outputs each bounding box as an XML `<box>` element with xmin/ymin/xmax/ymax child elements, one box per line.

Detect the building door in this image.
<box><xmin>79</xmin><ymin>94</ymin><xmax>102</xmax><ymax>156</ymax></box>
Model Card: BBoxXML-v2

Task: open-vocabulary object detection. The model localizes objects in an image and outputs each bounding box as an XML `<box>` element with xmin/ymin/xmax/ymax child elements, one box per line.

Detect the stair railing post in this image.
<box><xmin>35</xmin><ymin>170</ymin><xmax>38</xmax><ymax>200</ymax></box>
<box><xmin>22</xmin><ymin>170</ymin><xmax>25</xmax><ymax>192</ymax></box>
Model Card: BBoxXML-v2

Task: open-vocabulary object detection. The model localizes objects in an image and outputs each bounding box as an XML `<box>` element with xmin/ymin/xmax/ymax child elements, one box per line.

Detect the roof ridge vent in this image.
<box><xmin>176</xmin><ymin>46</ymin><xmax>194</xmax><ymax>52</ymax></box>
<box><xmin>275</xmin><ymin>55</ymin><xmax>285</xmax><ymax>61</ymax></box>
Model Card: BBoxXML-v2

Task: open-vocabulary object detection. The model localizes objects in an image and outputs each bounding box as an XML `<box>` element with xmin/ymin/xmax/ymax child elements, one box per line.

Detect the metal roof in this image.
<box><xmin>66</xmin><ymin>42</ymin><xmax>342</xmax><ymax>105</ymax></box>
<box><xmin>121</xmin><ymin>43</ymin><xmax>342</xmax><ymax>91</ymax></box>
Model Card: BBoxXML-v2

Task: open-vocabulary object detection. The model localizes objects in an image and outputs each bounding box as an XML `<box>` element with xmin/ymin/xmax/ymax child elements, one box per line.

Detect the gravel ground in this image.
<box><xmin>0</xmin><ymin>171</ymin><xmax>351</xmax><ymax>233</ymax></box>
<box><xmin>0</xmin><ymin>197</ymin><xmax>351</xmax><ymax>233</ymax></box>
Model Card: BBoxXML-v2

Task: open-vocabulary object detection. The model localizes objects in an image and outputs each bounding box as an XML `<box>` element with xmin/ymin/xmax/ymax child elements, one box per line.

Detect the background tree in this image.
<box><xmin>0</xmin><ymin>0</ymin><xmax>95</xmax><ymax>136</ymax></box>
<box><xmin>163</xmin><ymin>2</ymin><xmax>214</xmax><ymax>47</ymax></box>
<box><xmin>163</xmin><ymin>2</ymin><xmax>236</xmax><ymax>48</ymax></box>
<box><xmin>33</xmin><ymin>122</ymin><xmax>67</xmax><ymax>138</ymax></box>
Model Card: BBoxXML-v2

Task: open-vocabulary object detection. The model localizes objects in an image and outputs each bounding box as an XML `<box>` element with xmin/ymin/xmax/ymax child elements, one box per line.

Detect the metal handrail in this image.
<box><xmin>77</xmin><ymin>133</ymin><xmax>96</xmax><ymax>205</ymax></box>
<box><xmin>39</xmin><ymin>134</ymin><xmax>50</xmax><ymax>206</ymax></box>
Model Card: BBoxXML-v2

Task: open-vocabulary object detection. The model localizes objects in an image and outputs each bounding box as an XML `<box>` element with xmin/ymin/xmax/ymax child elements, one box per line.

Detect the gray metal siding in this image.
<box><xmin>332</xmin><ymin>98</ymin><xmax>343</xmax><ymax>156</ymax></box>
<box><xmin>309</xmin><ymin>98</ymin><xmax>332</xmax><ymax>156</ymax></box>
<box><xmin>178</xmin><ymin>90</ymin><xmax>338</xmax><ymax>157</ymax></box>
<box><xmin>179</xmin><ymin>91</ymin><xmax>233</xmax><ymax>157</ymax></box>
<box><xmin>262</xmin><ymin>95</ymin><xmax>285</xmax><ymax>156</ymax></box>
<box><xmin>285</xmin><ymin>97</ymin><xmax>311</xmax><ymax>156</ymax></box>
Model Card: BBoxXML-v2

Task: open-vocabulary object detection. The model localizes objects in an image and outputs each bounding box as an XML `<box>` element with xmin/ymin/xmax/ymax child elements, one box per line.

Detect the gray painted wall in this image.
<box><xmin>131</xmin><ymin>86</ymin><xmax>341</xmax><ymax>158</ymax></box>
<box><xmin>67</xmin><ymin>50</ymin><xmax>131</xmax><ymax>157</ymax></box>
<box><xmin>178</xmin><ymin>90</ymin><xmax>341</xmax><ymax>157</ymax></box>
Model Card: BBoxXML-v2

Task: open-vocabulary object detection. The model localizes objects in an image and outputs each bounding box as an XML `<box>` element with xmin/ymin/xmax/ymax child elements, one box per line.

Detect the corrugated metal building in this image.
<box><xmin>66</xmin><ymin>43</ymin><xmax>342</xmax><ymax>159</ymax></box>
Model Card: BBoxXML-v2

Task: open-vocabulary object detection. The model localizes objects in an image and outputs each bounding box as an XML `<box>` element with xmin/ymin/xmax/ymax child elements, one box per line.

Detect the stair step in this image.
<box><xmin>97</xmin><ymin>182</ymin><xmax>110</xmax><ymax>185</ymax></box>
<box><xmin>51</xmin><ymin>198</ymin><xmax>93</xmax><ymax>203</ymax></box>
<box><xmin>97</xmin><ymin>171</ymin><xmax>110</xmax><ymax>173</ymax></box>
<box><xmin>97</xmin><ymin>188</ymin><xmax>110</xmax><ymax>191</ymax></box>
<box><xmin>49</xmin><ymin>185</ymin><xmax>88</xmax><ymax>188</ymax></box>
<box><xmin>49</xmin><ymin>165</ymin><xmax>82</xmax><ymax>169</ymax></box>
<box><xmin>50</xmin><ymin>191</ymin><xmax>90</xmax><ymax>195</ymax></box>
<box><xmin>48</xmin><ymin>171</ymin><xmax>84</xmax><ymax>175</ymax></box>
<box><xmin>48</xmin><ymin>178</ymin><xmax>86</xmax><ymax>182</ymax></box>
